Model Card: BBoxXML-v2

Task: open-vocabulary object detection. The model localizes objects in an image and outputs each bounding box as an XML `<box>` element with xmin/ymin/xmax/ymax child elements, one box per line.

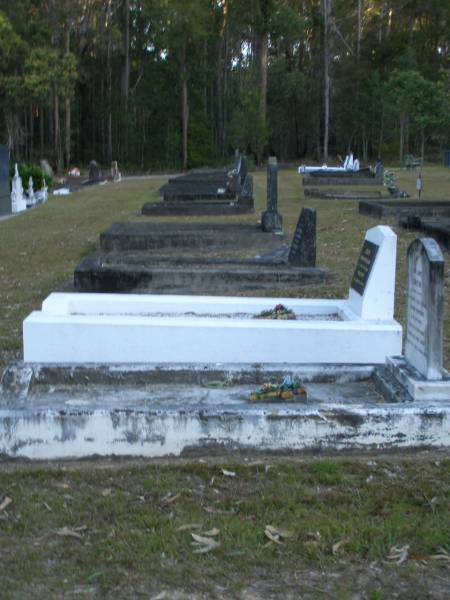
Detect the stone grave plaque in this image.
<box><xmin>288</xmin><ymin>208</ymin><xmax>316</xmax><ymax>267</ymax></box>
<box><xmin>0</xmin><ymin>144</ymin><xmax>10</xmax><ymax>216</ymax></box>
<box><xmin>267</xmin><ymin>157</ymin><xmax>278</xmax><ymax>211</ymax></box>
<box><xmin>404</xmin><ymin>238</ymin><xmax>444</xmax><ymax>380</ymax></box>
<box><xmin>350</xmin><ymin>240</ymin><xmax>379</xmax><ymax>296</ymax></box>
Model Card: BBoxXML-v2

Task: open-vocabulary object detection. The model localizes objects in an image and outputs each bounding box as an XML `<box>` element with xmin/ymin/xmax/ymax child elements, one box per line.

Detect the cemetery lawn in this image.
<box><xmin>0</xmin><ymin>454</ymin><xmax>449</xmax><ymax>598</ymax></box>
<box><xmin>0</xmin><ymin>168</ymin><xmax>449</xmax><ymax>597</ymax></box>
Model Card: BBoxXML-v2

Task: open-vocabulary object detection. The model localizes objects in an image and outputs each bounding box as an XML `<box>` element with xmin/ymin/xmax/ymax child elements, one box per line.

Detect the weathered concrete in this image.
<box><xmin>100</xmin><ymin>222</ymin><xmax>286</xmax><ymax>253</ymax></box>
<box><xmin>0</xmin><ymin>363</ymin><xmax>448</xmax><ymax>459</ymax></box>
<box><xmin>141</xmin><ymin>199</ymin><xmax>254</xmax><ymax>216</ymax></box>
<box><xmin>304</xmin><ymin>176</ymin><xmax>383</xmax><ymax>186</ymax></box>
<box><xmin>359</xmin><ymin>200</ymin><xmax>450</xmax><ymax>219</ymax></box>
<box><xmin>74</xmin><ymin>256</ymin><xmax>326</xmax><ymax>294</ymax></box>
<box><xmin>305</xmin><ymin>189</ymin><xmax>383</xmax><ymax>200</ymax></box>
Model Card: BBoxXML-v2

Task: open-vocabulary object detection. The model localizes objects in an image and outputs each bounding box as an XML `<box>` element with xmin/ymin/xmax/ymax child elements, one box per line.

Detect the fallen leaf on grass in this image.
<box><xmin>264</xmin><ymin>525</ymin><xmax>294</xmax><ymax>545</ymax></box>
<box><xmin>56</xmin><ymin>526</ymin><xmax>87</xmax><ymax>540</ymax></box>
<box><xmin>101</xmin><ymin>488</ymin><xmax>112</xmax><ymax>497</ymax></box>
<box><xmin>332</xmin><ymin>538</ymin><xmax>350</xmax><ymax>555</ymax></box>
<box><xmin>191</xmin><ymin>532</ymin><xmax>220</xmax><ymax>554</ymax></box>
<box><xmin>176</xmin><ymin>523</ymin><xmax>202</xmax><ymax>532</ymax></box>
<box><xmin>161</xmin><ymin>493</ymin><xmax>180</xmax><ymax>506</ymax></box>
<box><xmin>202</xmin><ymin>528</ymin><xmax>220</xmax><ymax>537</ymax></box>
<box><xmin>430</xmin><ymin>547</ymin><xmax>450</xmax><ymax>562</ymax></box>
<box><xmin>0</xmin><ymin>497</ymin><xmax>12</xmax><ymax>512</ymax></box>
<box><xmin>221</xmin><ymin>469</ymin><xmax>236</xmax><ymax>478</ymax></box>
<box><xmin>387</xmin><ymin>544</ymin><xmax>410</xmax><ymax>564</ymax></box>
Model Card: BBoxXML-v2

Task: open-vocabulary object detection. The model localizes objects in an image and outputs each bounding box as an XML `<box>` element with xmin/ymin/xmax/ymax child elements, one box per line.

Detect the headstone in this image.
<box><xmin>40</xmin><ymin>159</ymin><xmax>54</xmax><ymax>178</ymax></box>
<box><xmin>404</xmin><ymin>238</ymin><xmax>444</xmax><ymax>380</ymax></box>
<box><xmin>377</xmin><ymin>236</ymin><xmax>450</xmax><ymax>401</ymax></box>
<box><xmin>0</xmin><ymin>144</ymin><xmax>10</xmax><ymax>216</ymax></box>
<box><xmin>347</xmin><ymin>225</ymin><xmax>397</xmax><ymax>320</ymax></box>
<box><xmin>11</xmin><ymin>164</ymin><xmax>26</xmax><ymax>213</ymax></box>
<box><xmin>239</xmin><ymin>174</ymin><xmax>253</xmax><ymax>201</ymax></box>
<box><xmin>261</xmin><ymin>157</ymin><xmax>283</xmax><ymax>232</ymax></box>
<box><xmin>89</xmin><ymin>160</ymin><xmax>102</xmax><ymax>182</ymax></box>
<box><xmin>240</xmin><ymin>155</ymin><xmax>248</xmax><ymax>185</ymax></box>
<box><xmin>267</xmin><ymin>156</ymin><xmax>278</xmax><ymax>211</ymax></box>
<box><xmin>111</xmin><ymin>161</ymin><xmax>121</xmax><ymax>182</ymax></box>
<box><xmin>288</xmin><ymin>208</ymin><xmax>316</xmax><ymax>267</ymax></box>
<box><xmin>27</xmin><ymin>177</ymin><xmax>35</xmax><ymax>207</ymax></box>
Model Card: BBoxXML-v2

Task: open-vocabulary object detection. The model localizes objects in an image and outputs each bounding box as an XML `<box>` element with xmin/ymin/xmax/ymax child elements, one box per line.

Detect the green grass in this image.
<box><xmin>0</xmin><ymin>457</ymin><xmax>449</xmax><ymax>598</ymax></box>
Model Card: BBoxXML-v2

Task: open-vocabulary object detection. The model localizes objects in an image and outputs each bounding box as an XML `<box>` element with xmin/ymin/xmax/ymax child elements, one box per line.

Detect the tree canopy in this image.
<box><xmin>0</xmin><ymin>0</ymin><xmax>449</xmax><ymax>170</ymax></box>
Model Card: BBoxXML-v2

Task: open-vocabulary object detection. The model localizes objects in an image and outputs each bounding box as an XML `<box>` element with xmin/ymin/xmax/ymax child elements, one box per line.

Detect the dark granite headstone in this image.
<box><xmin>261</xmin><ymin>157</ymin><xmax>283</xmax><ymax>232</ymax></box>
<box><xmin>267</xmin><ymin>156</ymin><xmax>277</xmax><ymax>211</ymax></box>
<box><xmin>89</xmin><ymin>160</ymin><xmax>102</xmax><ymax>182</ymax></box>
<box><xmin>350</xmin><ymin>240</ymin><xmax>379</xmax><ymax>296</ymax></box>
<box><xmin>288</xmin><ymin>208</ymin><xmax>316</xmax><ymax>267</ymax></box>
<box><xmin>240</xmin><ymin>156</ymin><xmax>248</xmax><ymax>185</ymax></box>
<box><xmin>0</xmin><ymin>144</ymin><xmax>11</xmax><ymax>216</ymax></box>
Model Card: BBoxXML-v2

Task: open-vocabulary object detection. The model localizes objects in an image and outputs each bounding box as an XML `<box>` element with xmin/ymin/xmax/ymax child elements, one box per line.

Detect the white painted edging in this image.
<box><xmin>0</xmin><ymin>403</ymin><xmax>448</xmax><ymax>459</ymax></box>
<box><xmin>24</xmin><ymin>295</ymin><xmax>402</xmax><ymax>365</ymax></box>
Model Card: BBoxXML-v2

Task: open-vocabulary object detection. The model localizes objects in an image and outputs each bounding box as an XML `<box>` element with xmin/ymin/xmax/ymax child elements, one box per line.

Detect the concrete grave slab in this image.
<box><xmin>359</xmin><ymin>200</ymin><xmax>450</xmax><ymax>219</ymax></box>
<box><xmin>1</xmin><ymin>363</ymin><xmax>448</xmax><ymax>459</ymax></box>
<box><xmin>25</xmin><ymin>226</ymin><xmax>401</xmax><ymax>365</ymax></box>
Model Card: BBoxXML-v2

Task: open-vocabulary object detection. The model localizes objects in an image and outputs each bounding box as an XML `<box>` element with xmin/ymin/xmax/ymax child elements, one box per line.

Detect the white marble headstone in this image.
<box><xmin>404</xmin><ymin>238</ymin><xmax>444</xmax><ymax>380</ymax></box>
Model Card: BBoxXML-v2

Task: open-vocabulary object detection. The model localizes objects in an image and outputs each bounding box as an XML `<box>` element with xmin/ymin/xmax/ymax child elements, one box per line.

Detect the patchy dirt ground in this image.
<box><xmin>1</xmin><ymin>452</ymin><xmax>448</xmax><ymax>599</ymax></box>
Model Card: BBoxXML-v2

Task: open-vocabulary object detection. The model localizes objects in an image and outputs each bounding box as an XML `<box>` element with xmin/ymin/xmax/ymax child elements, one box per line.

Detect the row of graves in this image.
<box><xmin>75</xmin><ymin>157</ymin><xmax>323</xmax><ymax>295</ymax></box>
<box><xmin>0</xmin><ymin>155</ymin><xmax>449</xmax><ymax>458</ymax></box>
<box><xmin>299</xmin><ymin>153</ymin><xmax>450</xmax><ymax>251</ymax></box>
<box><xmin>142</xmin><ymin>153</ymin><xmax>254</xmax><ymax>216</ymax></box>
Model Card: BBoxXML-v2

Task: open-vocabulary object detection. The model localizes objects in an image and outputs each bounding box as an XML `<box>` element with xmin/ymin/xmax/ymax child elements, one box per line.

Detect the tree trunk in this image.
<box><xmin>107</xmin><ymin>31</ymin><xmax>113</xmax><ymax>163</ymax></box>
<box><xmin>257</xmin><ymin>32</ymin><xmax>268</xmax><ymax>165</ymax></box>
<box><xmin>64</xmin><ymin>27</ymin><xmax>71</xmax><ymax>168</ymax></box>
<box><xmin>322</xmin><ymin>0</ymin><xmax>331</xmax><ymax>161</ymax></box>
<box><xmin>40</xmin><ymin>106</ymin><xmax>45</xmax><ymax>158</ymax></box>
<box><xmin>121</xmin><ymin>0</ymin><xmax>130</xmax><ymax>161</ymax></box>
<box><xmin>399</xmin><ymin>115</ymin><xmax>405</xmax><ymax>165</ymax></box>
<box><xmin>421</xmin><ymin>127</ymin><xmax>425</xmax><ymax>161</ymax></box>
<box><xmin>181</xmin><ymin>36</ymin><xmax>189</xmax><ymax>171</ymax></box>
<box><xmin>54</xmin><ymin>91</ymin><xmax>63</xmax><ymax>172</ymax></box>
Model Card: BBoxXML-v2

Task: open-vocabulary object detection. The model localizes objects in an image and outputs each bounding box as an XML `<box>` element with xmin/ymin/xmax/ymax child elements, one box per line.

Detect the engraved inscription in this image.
<box><xmin>406</xmin><ymin>255</ymin><xmax>427</xmax><ymax>358</ymax></box>
<box><xmin>351</xmin><ymin>240</ymin><xmax>379</xmax><ymax>296</ymax></box>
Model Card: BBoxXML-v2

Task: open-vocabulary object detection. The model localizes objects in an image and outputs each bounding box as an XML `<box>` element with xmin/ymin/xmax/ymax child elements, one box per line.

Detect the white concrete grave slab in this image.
<box><xmin>23</xmin><ymin>226</ymin><xmax>402</xmax><ymax>366</ymax></box>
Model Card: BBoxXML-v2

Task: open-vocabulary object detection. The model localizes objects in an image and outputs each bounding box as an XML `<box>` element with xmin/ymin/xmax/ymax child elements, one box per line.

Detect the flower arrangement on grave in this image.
<box><xmin>249</xmin><ymin>376</ymin><xmax>307</xmax><ymax>402</ymax></box>
<box><xmin>253</xmin><ymin>304</ymin><xmax>296</xmax><ymax>320</ymax></box>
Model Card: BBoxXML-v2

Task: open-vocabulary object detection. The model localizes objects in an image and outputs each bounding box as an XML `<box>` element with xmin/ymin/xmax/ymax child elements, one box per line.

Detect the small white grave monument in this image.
<box><xmin>385</xmin><ymin>238</ymin><xmax>450</xmax><ymax>400</ymax></box>
<box><xmin>11</xmin><ymin>164</ymin><xmax>26</xmax><ymax>213</ymax></box>
<box><xmin>26</xmin><ymin>176</ymin><xmax>35</xmax><ymax>207</ymax></box>
<box><xmin>23</xmin><ymin>225</ymin><xmax>402</xmax><ymax>365</ymax></box>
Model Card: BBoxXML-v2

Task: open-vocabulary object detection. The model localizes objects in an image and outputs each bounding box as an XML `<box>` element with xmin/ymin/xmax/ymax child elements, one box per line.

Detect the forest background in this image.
<box><xmin>1</xmin><ymin>0</ymin><xmax>449</xmax><ymax>172</ymax></box>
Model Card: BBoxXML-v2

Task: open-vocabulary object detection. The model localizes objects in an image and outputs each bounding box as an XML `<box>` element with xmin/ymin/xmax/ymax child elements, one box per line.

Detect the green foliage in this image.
<box><xmin>228</xmin><ymin>86</ymin><xmax>269</xmax><ymax>163</ymax></box>
<box><xmin>187</xmin><ymin>117</ymin><xmax>216</xmax><ymax>169</ymax></box>
<box><xmin>10</xmin><ymin>163</ymin><xmax>52</xmax><ymax>190</ymax></box>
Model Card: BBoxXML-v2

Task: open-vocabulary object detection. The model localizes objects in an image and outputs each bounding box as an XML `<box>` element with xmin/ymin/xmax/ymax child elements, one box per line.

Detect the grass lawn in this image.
<box><xmin>0</xmin><ymin>166</ymin><xmax>449</xmax><ymax>598</ymax></box>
